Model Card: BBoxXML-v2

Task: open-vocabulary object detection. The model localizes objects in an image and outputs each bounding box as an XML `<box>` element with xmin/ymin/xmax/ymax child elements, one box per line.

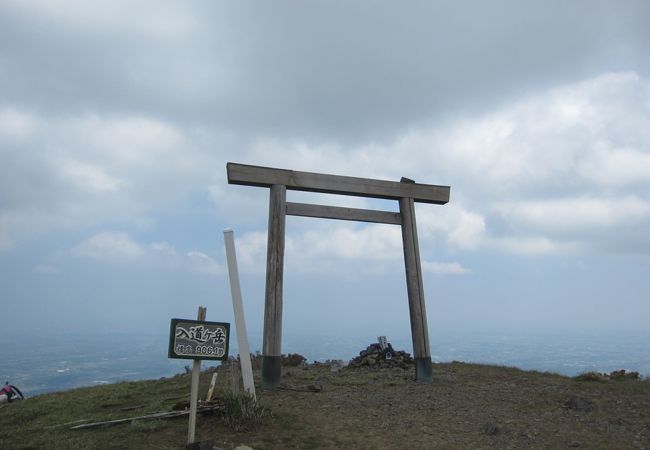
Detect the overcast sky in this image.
<box><xmin>1</xmin><ymin>1</ymin><xmax>649</xmax><ymax>348</ymax></box>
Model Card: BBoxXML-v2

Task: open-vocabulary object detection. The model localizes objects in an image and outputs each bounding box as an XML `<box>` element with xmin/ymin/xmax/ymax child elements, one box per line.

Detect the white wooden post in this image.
<box><xmin>223</xmin><ymin>229</ymin><xmax>256</xmax><ymax>400</ymax></box>
<box><xmin>187</xmin><ymin>306</ymin><xmax>206</xmax><ymax>445</ymax></box>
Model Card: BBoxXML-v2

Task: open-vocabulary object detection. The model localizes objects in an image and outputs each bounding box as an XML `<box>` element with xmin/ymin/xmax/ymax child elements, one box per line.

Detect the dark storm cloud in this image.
<box><xmin>1</xmin><ymin>1</ymin><xmax>648</xmax><ymax>142</ymax></box>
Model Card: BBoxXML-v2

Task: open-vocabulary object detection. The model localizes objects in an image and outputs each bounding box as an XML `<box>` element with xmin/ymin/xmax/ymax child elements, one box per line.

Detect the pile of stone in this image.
<box><xmin>348</xmin><ymin>337</ymin><xmax>413</xmax><ymax>369</ymax></box>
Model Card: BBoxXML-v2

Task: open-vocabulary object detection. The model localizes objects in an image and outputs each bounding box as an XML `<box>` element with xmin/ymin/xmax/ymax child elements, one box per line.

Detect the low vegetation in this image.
<box><xmin>220</xmin><ymin>391</ymin><xmax>272</xmax><ymax>432</ymax></box>
<box><xmin>574</xmin><ymin>369</ymin><xmax>641</xmax><ymax>382</ymax></box>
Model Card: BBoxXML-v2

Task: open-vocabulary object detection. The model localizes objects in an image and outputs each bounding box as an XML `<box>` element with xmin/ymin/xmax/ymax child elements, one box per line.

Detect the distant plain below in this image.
<box><xmin>2</xmin><ymin>329</ymin><xmax>648</xmax><ymax>396</ymax></box>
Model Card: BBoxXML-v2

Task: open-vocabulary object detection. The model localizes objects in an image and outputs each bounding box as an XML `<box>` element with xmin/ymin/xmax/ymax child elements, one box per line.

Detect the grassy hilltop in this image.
<box><xmin>1</xmin><ymin>361</ymin><xmax>649</xmax><ymax>449</ymax></box>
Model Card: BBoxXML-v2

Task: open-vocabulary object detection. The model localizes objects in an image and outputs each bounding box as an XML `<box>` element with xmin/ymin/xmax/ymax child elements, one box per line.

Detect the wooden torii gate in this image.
<box><xmin>227</xmin><ymin>162</ymin><xmax>450</xmax><ymax>387</ymax></box>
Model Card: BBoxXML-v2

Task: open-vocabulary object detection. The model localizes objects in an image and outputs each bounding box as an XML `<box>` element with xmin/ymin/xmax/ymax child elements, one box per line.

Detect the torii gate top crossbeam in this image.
<box><xmin>227</xmin><ymin>163</ymin><xmax>450</xmax><ymax>205</ymax></box>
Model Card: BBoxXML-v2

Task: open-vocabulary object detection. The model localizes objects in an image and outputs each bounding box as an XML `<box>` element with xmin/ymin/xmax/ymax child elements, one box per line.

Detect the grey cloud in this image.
<box><xmin>1</xmin><ymin>1</ymin><xmax>649</xmax><ymax>143</ymax></box>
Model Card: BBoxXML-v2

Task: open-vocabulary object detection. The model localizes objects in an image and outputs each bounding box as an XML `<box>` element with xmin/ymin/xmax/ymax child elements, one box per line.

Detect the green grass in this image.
<box><xmin>2</xmin><ymin>361</ymin><xmax>647</xmax><ymax>449</ymax></box>
<box><xmin>220</xmin><ymin>391</ymin><xmax>272</xmax><ymax>431</ymax></box>
<box><xmin>0</xmin><ymin>370</ymin><xmax>266</xmax><ymax>450</ymax></box>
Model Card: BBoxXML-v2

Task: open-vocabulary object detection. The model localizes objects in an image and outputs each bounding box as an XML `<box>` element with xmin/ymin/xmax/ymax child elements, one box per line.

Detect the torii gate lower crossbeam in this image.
<box><xmin>227</xmin><ymin>163</ymin><xmax>450</xmax><ymax>387</ymax></box>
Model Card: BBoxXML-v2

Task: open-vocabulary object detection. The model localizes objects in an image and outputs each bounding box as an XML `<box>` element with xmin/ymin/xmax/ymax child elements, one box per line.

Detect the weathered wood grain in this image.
<box><xmin>227</xmin><ymin>163</ymin><xmax>450</xmax><ymax>204</ymax></box>
<box><xmin>264</xmin><ymin>185</ymin><xmax>286</xmax><ymax>357</ymax></box>
<box><xmin>70</xmin><ymin>405</ymin><xmax>224</xmax><ymax>430</ymax></box>
<box><xmin>400</xmin><ymin>196</ymin><xmax>432</xmax><ymax>382</ymax></box>
<box><xmin>262</xmin><ymin>185</ymin><xmax>286</xmax><ymax>388</ymax></box>
<box><xmin>286</xmin><ymin>202</ymin><xmax>402</xmax><ymax>225</ymax></box>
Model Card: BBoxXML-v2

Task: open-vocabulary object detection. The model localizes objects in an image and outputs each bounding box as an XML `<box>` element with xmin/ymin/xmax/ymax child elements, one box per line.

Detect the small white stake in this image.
<box><xmin>206</xmin><ymin>373</ymin><xmax>218</xmax><ymax>402</ymax></box>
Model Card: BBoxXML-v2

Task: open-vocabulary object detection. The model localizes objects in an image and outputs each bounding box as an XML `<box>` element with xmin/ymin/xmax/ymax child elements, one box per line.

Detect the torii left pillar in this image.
<box><xmin>262</xmin><ymin>184</ymin><xmax>286</xmax><ymax>388</ymax></box>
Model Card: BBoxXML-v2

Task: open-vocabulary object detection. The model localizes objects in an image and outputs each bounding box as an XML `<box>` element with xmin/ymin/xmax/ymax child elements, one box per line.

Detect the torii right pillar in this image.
<box><xmin>399</xmin><ymin>185</ymin><xmax>433</xmax><ymax>382</ymax></box>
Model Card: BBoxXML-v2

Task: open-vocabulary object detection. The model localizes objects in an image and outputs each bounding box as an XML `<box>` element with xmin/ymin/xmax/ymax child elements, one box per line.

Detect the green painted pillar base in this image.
<box><xmin>262</xmin><ymin>355</ymin><xmax>282</xmax><ymax>389</ymax></box>
<box><xmin>415</xmin><ymin>357</ymin><xmax>433</xmax><ymax>382</ymax></box>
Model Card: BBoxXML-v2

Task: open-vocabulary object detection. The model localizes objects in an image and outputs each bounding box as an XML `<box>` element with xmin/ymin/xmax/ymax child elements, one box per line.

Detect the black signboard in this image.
<box><xmin>168</xmin><ymin>318</ymin><xmax>230</xmax><ymax>361</ymax></box>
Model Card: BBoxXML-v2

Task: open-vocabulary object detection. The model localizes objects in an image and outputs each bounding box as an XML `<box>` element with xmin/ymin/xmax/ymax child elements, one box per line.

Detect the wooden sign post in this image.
<box><xmin>168</xmin><ymin>309</ymin><xmax>230</xmax><ymax>445</ymax></box>
<box><xmin>187</xmin><ymin>307</ymin><xmax>205</xmax><ymax>446</ymax></box>
<box><xmin>227</xmin><ymin>163</ymin><xmax>450</xmax><ymax>386</ymax></box>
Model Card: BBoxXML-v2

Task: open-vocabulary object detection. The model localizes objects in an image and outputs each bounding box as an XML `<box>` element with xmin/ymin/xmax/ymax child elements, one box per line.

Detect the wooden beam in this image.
<box><xmin>227</xmin><ymin>163</ymin><xmax>450</xmax><ymax>205</ymax></box>
<box><xmin>400</xmin><ymin>196</ymin><xmax>433</xmax><ymax>382</ymax></box>
<box><xmin>70</xmin><ymin>405</ymin><xmax>225</xmax><ymax>430</ymax></box>
<box><xmin>286</xmin><ymin>202</ymin><xmax>402</xmax><ymax>225</ymax></box>
<box><xmin>262</xmin><ymin>185</ymin><xmax>286</xmax><ymax>389</ymax></box>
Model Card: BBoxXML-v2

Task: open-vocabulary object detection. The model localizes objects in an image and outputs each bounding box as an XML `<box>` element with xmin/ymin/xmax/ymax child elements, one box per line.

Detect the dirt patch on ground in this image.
<box><xmin>233</xmin><ymin>362</ymin><xmax>650</xmax><ymax>449</ymax></box>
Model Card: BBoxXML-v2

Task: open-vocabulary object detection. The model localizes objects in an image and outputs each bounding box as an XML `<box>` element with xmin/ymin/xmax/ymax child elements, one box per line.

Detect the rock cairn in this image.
<box><xmin>348</xmin><ymin>339</ymin><xmax>413</xmax><ymax>369</ymax></box>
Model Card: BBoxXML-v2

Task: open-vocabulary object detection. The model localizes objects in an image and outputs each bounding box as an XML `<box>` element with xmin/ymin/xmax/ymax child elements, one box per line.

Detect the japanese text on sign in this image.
<box><xmin>168</xmin><ymin>319</ymin><xmax>230</xmax><ymax>361</ymax></box>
